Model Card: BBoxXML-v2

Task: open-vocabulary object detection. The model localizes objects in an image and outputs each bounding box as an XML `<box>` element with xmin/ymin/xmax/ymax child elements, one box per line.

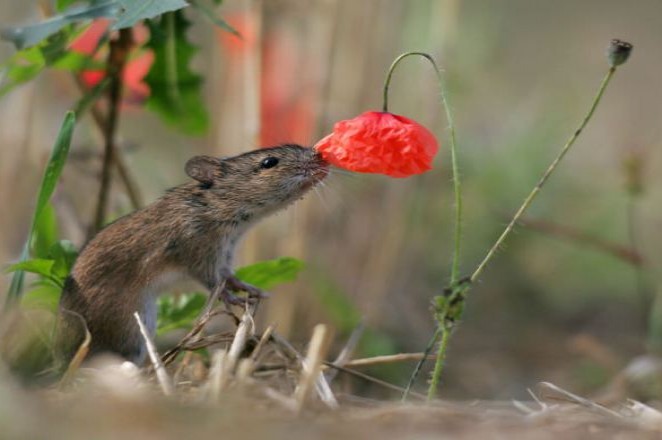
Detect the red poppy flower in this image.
<box><xmin>314</xmin><ymin>111</ymin><xmax>439</xmax><ymax>177</ymax></box>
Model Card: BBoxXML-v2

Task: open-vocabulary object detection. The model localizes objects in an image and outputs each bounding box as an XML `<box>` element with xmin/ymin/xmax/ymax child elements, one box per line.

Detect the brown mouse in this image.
<box><xmin>57</xmin><ymin>144</ymin><xmax>328</xmax><ymax>365</ymax></box>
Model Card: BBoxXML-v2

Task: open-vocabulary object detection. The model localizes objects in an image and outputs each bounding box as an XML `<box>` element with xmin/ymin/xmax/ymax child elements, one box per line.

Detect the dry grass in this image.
<box><xmin>0</xmin><ymin>308</ymin><xmax>650</xmax><ymax>440</ymax></box>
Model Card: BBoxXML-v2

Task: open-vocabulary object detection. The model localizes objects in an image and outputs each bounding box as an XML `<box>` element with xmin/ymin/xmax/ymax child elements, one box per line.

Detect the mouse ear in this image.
<box><xmin>185</xmin><ymin>155</ymin><xmax>221</xmax><ymax>186</ymax></box>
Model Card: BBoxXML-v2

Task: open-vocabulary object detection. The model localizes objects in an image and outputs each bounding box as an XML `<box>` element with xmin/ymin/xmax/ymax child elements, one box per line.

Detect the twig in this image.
<box><xmin>92</xmin><ymin>28</ymin><xmax>134</xmax><ymax>234</ymax></box>
<box><xmin>323</xmin><ymin>362</ymin><xmax>428</xmax><ymax>401</ymax></box>
<box><xmin>535</xmin><ymin>381</ymin><xmax>622</xmax><ymax>418</ymax></box>
<box><xmin>250</xmin><ymin>324</ymin><xmax>275</xmax><ymax>362</ymax></box>
<box><xmin>161</xmin><ymin>281</ymin><xmax>227</xmax><ymax>365</ymax></box>
<box><xmin>326</xmin><ymin>322</ymin><xmax>364</xmax><ymax>382</ymax></box>
<box><xmin>339</xmin><ymin>352</ymin><xmax>437</xmax><ymax>368</ymax></box>
<box><xmin>134</xmin><ymin>312</ymin><xmax>173</xmax><ymax>396</ymax></box>
<box><xmin>58</xmin><ymin>310</ymin><xmax>91</xmax><ymax>390</ymax></box>
<box><xmin>270</xmin><ymin>331</ymin><xmax>338</xmax><ymax>408</ymax></box>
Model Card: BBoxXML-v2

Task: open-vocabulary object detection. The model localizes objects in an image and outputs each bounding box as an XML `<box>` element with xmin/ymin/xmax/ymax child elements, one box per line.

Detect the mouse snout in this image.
<box><xmin>306</xmin><ymin>150</ymin><xmax>329</xmax><ymax>181</ymax></box>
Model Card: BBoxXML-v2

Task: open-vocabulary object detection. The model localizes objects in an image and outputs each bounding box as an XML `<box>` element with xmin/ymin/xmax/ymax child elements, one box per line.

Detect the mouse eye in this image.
<box><xmin>260</xmin><ymin>157</ymin><xmax>279</xmax><ymax>169</ymax></box>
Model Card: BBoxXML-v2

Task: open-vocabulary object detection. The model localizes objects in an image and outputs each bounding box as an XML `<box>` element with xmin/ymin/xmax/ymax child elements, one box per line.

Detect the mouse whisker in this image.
<box><xmin>312</xmin><ymin>185</ymin><xmax>332</xmax><ymax>215</ymax></box>
<box><xmin>328</xmin><ymin>168</ymin><xmax>358</xmax><ymax>178</ymax></box>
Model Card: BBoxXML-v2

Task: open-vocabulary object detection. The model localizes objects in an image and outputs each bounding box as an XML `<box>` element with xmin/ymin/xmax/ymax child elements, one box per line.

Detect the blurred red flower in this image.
<box><xmin>70</xmin><ymin>19</ymin><xmax>153</xmax><ymax>105</ymax></box>
<box><xmin>314</xmin><ymin>111</ymin><xmax>439</xmax><ymax>177</ymax></box>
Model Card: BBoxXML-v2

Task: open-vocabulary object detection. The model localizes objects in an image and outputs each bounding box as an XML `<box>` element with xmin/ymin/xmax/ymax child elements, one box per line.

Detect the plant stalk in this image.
<box><xmin>92</xmin><ymin>28</ymin><xmax>134</xmax><ymax>235</ymax></box>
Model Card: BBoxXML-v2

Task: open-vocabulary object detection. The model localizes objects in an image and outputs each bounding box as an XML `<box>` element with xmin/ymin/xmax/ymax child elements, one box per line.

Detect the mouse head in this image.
<box><xmin>185</xmin><ymin>144</ymin><xmax>328</xmax><ymax>218</ymax></box>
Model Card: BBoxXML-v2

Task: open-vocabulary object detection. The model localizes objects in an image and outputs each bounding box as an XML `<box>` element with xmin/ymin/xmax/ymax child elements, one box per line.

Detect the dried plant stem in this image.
<box><xmin>324</xmin><ymin>362</ymin><xmax>428</xmax><ymax>400</ymax></box>
<box><xmin>327</xmin><ymin>351</ymin><xmax>435</xmax><ymax>369</ymax></box>
<box><xmin>92</xmin><ymin>28</ymin><xmax>133</xmax><ymax>235</ymax></box>
<box><xmin>58</xmin><ymin>310</ymin><xmax>91</xmax><ymax>389</ymax></box>
<box><xmin>134</xmin><ymin>312</ymin><xmax>174</xmax><ymax>396</ymax></box>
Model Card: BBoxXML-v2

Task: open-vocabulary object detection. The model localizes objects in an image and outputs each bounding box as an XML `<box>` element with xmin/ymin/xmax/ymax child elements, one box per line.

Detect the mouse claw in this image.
<box><xmin>219</xmin><ymin>289</ymin><xmax>258</xmax><ymax>306</ymax></box>
<box><xmin>225</xmin><ymin>276</ymin><xmax>269</xmax><ymax>300</ymax></box>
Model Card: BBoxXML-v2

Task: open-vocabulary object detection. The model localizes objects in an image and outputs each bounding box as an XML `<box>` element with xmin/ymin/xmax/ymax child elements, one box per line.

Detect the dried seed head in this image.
<box><xmin>607</xmin><ymin>39</ymin><xmax>633</xmax><ymax>67</ymax></box>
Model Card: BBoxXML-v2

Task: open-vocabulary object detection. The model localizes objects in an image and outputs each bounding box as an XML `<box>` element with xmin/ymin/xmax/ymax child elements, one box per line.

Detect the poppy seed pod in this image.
<box><xmin>314</xmin><ymin>111</ymin><xmax>439</xmax><ymax>178</ymax></box>
<box><xmin>607</xmin><ymin>39</ymin><xmax>632</xmax><ymax>67</ymax></box>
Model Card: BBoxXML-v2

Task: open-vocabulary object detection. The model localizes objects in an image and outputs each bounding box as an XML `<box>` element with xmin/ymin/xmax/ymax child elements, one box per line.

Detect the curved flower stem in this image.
<box><xmin>382</xmin><ymin>52</ymin><xmax>463</xmax><ymax>399</ymax></box>
<box><xmin>468</xmin><ymin>66</ymin><xmax>616</xmax><ymax>284</ymax></box>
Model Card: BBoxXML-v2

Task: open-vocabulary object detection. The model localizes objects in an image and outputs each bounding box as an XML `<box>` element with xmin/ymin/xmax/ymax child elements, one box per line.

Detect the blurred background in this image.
<box><xmin>0</xmin><ymin>0</ymin><xmax>661</xmax><ymax>400</ymax></box>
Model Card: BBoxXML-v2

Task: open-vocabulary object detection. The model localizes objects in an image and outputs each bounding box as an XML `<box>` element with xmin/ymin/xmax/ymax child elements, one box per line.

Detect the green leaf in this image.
<box><xmin>0</xmin><ymin>27</ymin><xmax>90</xmax><ymax>98</ymax></box>
<box><xmin>34</xmin><ymin>114</ymin><xmax>76</xmax><ymax>226</ymax></box>
<box><xmin>52</xmin><ymin>50</ymin><xmax>105</xmax><ymax>71</ymax></box>
<box><xmin>31</xmin><ymin>202</ymin><xmax>58</xmax><ymax>259</ymax></box>
<box><xmin>5</xmin><ymin>112</ymin><xmax>76</xmax><ymax>308</ymax></box>
<box><xmin>56</xmin><ymin>0</ymin><xmax>82</xmax><ymax>12</ymax></box>
<box><xmin>0</xmin><ymin>1</ymin><xmax>120</xmax><ymax>49</ymax></box>
<box><xmin>156</xmin><ymin>292</ymin><xmax>206</xmax><ymax>335</ymax></box>
<box><xmin>113</xmin><ymin>0</ymin><xmax>189</xmax><ymax>30</ymax></box>
<box><xmin>6</xmin><ymin>259</ymin><xmax>56</xmax><ymax>278</ymax></box>
<box><xmin>49</xmin><ymin>240</ymin><xmax>78</xmax><ymax>280</ymax></box>
<box><xmin>145</xmin><ymin>11</ymin><xmax>209</xmax><ymax>135</ymax></box>
<box><xmin>236</xmin><ymin>257</ymin><xmax>305</xmax><ymax>290</ymax></box>
<box><xmin>188</xmin><ymin>0</ymin><xmax>240</xmax><ymax>37</ymax></box>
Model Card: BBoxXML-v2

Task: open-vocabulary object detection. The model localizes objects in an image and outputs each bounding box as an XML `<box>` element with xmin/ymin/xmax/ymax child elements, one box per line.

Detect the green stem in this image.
<box><xmin>469</xmin><ymin>67</ymin><xmax>616</xmax><ymax>284</ymax></box>
<box><xmin>381</xmin><ymin>52</ymin><xmax>463</xmax><ymax>399</ymax></box>
<box><xmin>427</xmin><ymin>322</ymin><xmax>451</xmax><ymax>400</ymax></box>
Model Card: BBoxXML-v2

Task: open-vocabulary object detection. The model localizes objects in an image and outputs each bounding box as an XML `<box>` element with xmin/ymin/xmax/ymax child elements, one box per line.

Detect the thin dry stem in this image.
<box><xmin>92</xmin><ymin>28</ymin><xmax>134</xmax><ymax>234</ymax></box>
<box><xmin>227</xmin><ymin>307</ymin><xmax>255</xmax><ymax>371</ymax></box>
<box><xmin>58</xmin><ymin>310</ymin><xmax>91</xmax><ymax>389</ymax></box>
<box><xmin>207</xmin><ymin>349</ymin><xmax>229</xmax><ymax>402</ymax></box>
<box><xmin>294</xmin><ymin>324</ymin><xmax>333</xmax><ymax>413</ymax></box>
<box><xmin>134</xmin><ymin>312</ymin><xmax>173</xmax><ymax>396</ymax></box>
<box><xmin>250</xmin><ymin>324</ymin><xmax>275</xmax><ymax>362</ymax></box>
<box><xmin>328</xmin><ymin>352</ymin><xmax>435</xmax><ymax>369</ymax></box>
<box><xmin>326</xmin><ymin>322</ymin><xmax>364</xmax><ymax>382</ymax></box>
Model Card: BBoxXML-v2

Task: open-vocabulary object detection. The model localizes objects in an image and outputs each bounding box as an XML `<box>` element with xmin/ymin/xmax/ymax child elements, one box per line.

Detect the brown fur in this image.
<box><xmin>57</xmin><ymin>145</ymin><xmax>327</xmax><ymax>364</ymax></box>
